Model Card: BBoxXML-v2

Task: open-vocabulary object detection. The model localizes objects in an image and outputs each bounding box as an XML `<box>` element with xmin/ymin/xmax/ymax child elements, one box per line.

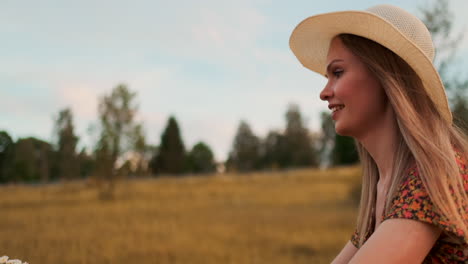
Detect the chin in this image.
<box><xmin>334</xmin><ymin>122</ymin><xmax>354</xmax><ymax>137</ymax></box>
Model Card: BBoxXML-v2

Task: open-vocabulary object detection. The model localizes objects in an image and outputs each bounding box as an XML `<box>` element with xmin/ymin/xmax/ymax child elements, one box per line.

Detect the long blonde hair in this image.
<box><xmin>338</xmin><ymin>34</ymin><xmax>468</xmax><ymax>246</ymax></box>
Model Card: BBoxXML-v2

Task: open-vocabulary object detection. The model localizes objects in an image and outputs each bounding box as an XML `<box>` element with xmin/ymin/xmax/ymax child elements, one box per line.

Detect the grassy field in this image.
<box><xmin>0</xmin><ymin>166</ymin><xmax>361</xmax><ymax>264</ymax></box>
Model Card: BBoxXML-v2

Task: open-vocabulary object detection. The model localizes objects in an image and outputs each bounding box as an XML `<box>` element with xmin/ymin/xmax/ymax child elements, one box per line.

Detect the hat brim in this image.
<box><xmin>289</xmin><ymin>10</ymin><xmax>452</xmax><ymax>124</ymax></box>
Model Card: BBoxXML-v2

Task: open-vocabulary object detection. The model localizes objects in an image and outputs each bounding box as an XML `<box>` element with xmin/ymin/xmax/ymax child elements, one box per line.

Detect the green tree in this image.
<box><xmin>97</xmin><ymin>84</ymin><xmax>141</xmax><ymax>163</ymax></box>
<box><xmin>452</xmin><ymin>99</ymin><xmax>468</xmax><ymax>132</ymax></box>
<box><xmin>131</xmin><ymin>124</ymin><xmax>149</xmax><ymax>175</ymax></box>
<box><xmin>151</xmin><ymin>116</ymin><xmax>186</xmax><ymax>175</ymax></box>
<box><xmin>116</xmin><ymin>124</ymin><xmax>149</xmax><ymax>177</ymax></box>
<box><xmin>0</xmin><ymin>131</ymin><xmax>14</xmax><ymax>183</ymax></box>
<box><xmin>12</xmin><ymin>137</ymin><xmax>53</xmax><ymax>183</ymax></box>
<box><xmin>77</xmin><ymin>148</ymin><xmax>95</xmax><ymax>178</ymax></box>
<box><xmin>227</xmin><ymin>120</ymin><xmax>260</xmax><ymax>172</ymax></box>
<box><xmin>186</xmin><ymin>142</ymin><xmax>216</xmax><ymax>174</ymax></box>
<box><xmin>93</xmin><ymin>137</ymin><xmax>115</xmax><ymax>198</ymax></box>
<box><xmin>318</xmin><ymin>112</ymin><xmax>335</xmax><ymax>167</ymax></box>
<box><xmin>94</xmin><ymin>84</ymin><xmax>142</xmax><ymax>197</ymax></box>
<box><xmin>319</xmin><ymin>111</ymin><xmax>358</xmax><ymax>166</ymax></box>
<box><xmin>419</xmin><ymin>0</ymin><xmax>468</xmax><ymax>133</ymax></box>
<box><xmin>258</xmin><ymin>130</ymin><xmax>288</xmax><ymax>169</ymax></box>
<box><xmin>12</xmin><ymin>138</ymin><xmax>35</xmax><ymax>182</ymax></box>
<box><xmin>332</xmin><ymin>135</ymin><xmax>358</xmax><ymax>165</ymax></box>
<box><xmin>53</xmin><ymin>108</ymin><xmax>79</xmax><ymax>180</ymax></box>
<box><xmin>283</xmin><ymin>104</ymin><xmax>318</xmax><ymax>167</ymax></box>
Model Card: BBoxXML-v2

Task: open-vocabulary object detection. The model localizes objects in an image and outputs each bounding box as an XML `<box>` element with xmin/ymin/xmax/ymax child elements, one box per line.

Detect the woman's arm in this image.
<box><xmin>331</xmin><ymin>240</ymin><xmax>359</xmax><ymax>264</ymax></box>
<box><xmin>348</xmin><ymin>219</ymin><xmax>441</xmax><ymax>263</ymax></box>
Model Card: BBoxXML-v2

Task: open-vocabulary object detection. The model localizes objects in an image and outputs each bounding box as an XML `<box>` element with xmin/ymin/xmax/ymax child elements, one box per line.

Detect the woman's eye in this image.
<box><xmin>333</xmin><ymin>69</ymin><xmax>343</xmax><ymax>77</ymax></box>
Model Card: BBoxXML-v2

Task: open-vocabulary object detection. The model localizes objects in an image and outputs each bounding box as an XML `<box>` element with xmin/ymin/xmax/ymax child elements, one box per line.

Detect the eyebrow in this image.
<box><xmin>325</xmin><ymin>59</ymin><xmax>344</xmax><ymax>77</ymax></box>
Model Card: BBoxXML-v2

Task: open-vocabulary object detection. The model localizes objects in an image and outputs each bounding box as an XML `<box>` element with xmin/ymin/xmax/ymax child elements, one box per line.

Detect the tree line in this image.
<box><xmin>0</xmin><ymin>87</ymin><xmax>359</xmax><ymax>185</ymax></box>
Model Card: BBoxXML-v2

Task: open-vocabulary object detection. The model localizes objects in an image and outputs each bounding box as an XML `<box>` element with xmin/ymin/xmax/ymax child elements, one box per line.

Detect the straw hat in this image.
<box><xmin>289</xmin><ymin>4</ymin><xmax>452</xmax><ymax>124</ymax></box>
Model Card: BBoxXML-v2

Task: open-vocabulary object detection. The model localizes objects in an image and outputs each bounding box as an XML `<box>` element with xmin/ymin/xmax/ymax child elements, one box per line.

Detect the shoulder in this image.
<box><xmin>384</xmin><ymin>150</ymin><xmax>468</xmax><ymax>242</ymax></box>
<box><xmin>392</xmin><ymin>148</ymin><xmax>467</xmax><ymax>206</ymax></box>
<box><xmin>385</xmin><ymin>165</ymin><xmax>429</xmax><ymax>220</ymax></box>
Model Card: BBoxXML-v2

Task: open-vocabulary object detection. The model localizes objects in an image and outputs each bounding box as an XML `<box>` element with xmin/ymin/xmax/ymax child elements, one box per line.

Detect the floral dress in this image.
<box><xmin>351</xmin><ymin>151</ymin><xmax>468</xmax><ymax>263</ymax></box>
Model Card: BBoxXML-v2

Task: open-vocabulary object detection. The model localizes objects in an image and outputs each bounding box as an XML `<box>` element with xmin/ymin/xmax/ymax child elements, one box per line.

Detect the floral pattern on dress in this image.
<box><xmin>350</xmin><ymin>151</ymin><xmax>468</xmax><ymax>263</ymax></box>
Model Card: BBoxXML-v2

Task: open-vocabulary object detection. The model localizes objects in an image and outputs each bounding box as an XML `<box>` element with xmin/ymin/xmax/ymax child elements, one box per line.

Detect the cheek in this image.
<box><xmin>334</xmin><ymin>80</ymin><xmax>355</xmax><ymax>99</ymax></box>
<box><xmin>334</xmin><ymin>77</ymin><xmax>362</xmax><ymax>104</ymax></box>
<box><xmin>354</xmin><ymin>87</ymin><xmax>389</xmax><ymax>124</ymax></box>
<box><xmin>336</xmin><ymin>77</ymin><xmax>387</xmax><ymax>119</ymax></box>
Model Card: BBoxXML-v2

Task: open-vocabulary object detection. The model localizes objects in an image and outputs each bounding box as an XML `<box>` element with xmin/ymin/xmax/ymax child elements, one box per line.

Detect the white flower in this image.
<box><xmin>0</xmin><ymin>256</ymin><xmax>8</xmax><ymax>264</ymax></box>
<box><xmin>6</xmin><ymin>259</ymin><xmax>22</xmax><ymax>264</ymax></box>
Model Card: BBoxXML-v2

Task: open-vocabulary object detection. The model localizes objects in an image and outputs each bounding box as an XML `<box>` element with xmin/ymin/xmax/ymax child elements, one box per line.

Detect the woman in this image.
<box><xmin>289</xmin><ymin>4</ymin><xmax>467</xmax><ymax>263</ymax></box>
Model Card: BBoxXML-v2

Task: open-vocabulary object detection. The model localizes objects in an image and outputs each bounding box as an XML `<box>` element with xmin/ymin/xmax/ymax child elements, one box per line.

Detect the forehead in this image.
<box><xmin>326</xmin><ymin>37</ymin><xmax>355</xmax><ymax>64</ymax></box>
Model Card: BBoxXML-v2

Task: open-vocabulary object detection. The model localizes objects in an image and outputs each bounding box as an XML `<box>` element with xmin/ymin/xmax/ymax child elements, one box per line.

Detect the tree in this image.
<box><xmin>77</xmin><ymin>148</ymin><xmax>95</xmax><ymax>179</ymax></box>
<box><xmin>318</xmin><ymin>111</ymin><xmax>358</xmax><ymax>167</ymax></box>
<box><xmin>53</xmin><ymin>108</ymin><xmax>79</xmax><ymax>180</ymax></box>
<box><xmin>186</xmin><ymin>142</ymin><xmax>216</xmax><ymax>174</ymax></box>
<box><xmin>12</xmin><ymin>137</ymin><xmax>53</xmax><ymax>183</ymax></box>
<box><xmin>94</xmin><ymin>84</ymin><xmax>142</xmax><ymax>197</ymax></box>
<box><xmin>332</xmin><ymin>135</ymin><xmax>358</xmax><ymax>165</ymax></box>
<box><xmin>258</xmin><ymin>130</ymin><xmax>288</xmax><ymax>169</ymax></box>
<box><xmin>227</xmin><ymin>120</ymin><xmax>260</xmax><ymax>172</ymax></box>
<box><xmin>131</xmin><ymin>124</ymin><xmax>149</xmax><ymax>175</ymax></box>
<box><xmin>117</xmin><ymin>124</ymin><xmax>149</xmax><ymax>177</ymax></box>
<box><xmin>283</xmin><ymin>104</ymin><xmax>318</xmax><ymax>167</ymax></box>
<box><xmin>318</xmin><ymin>112</ymin><xmax>335</xmax><ymax>168</ymax></box>
<box><xmin>452</xmin><ymin>99</ymin><xmax>468</xmax><ymax>132</ymax></box>
<box><xmin>0</xmin><ymin>131</ymin><xmax>14</xmax><ymax>183</ymax></box>
<box><xmin>419</xmin><ymin>0</ymin><xmax>468</xmax><ymax>134</ymax></box>
<box><xmin>97</xmin><ymin>84</ymin><xmax>141</xmax><ymax>164</ymax></box>
<box><xmin>12</xmin><ymin>138</ymin><xmax>35</xmax><ymax>182</ymax></box>
<box><xmin>151</xmin><ymin>116</ymin><xmax>186</xmax><ymax>175</ymax></box>
<box><xmin>93</xmin><ymin>137</ymin><xmax>114</xmax><ymax>198</ymax></box>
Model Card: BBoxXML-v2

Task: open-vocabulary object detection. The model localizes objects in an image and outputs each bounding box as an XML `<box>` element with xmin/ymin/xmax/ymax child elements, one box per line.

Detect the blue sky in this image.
<box><xmin>1</xmin><ymin>0</ymin><xmax>467</xmax><ymax>161</ymax></box>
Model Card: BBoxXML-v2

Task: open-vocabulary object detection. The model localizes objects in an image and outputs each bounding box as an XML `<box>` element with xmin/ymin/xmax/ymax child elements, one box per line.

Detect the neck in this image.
<box><xmin>357</xmin><ymin>109</ymin><xmax>399</xmax><ymax>183</ymax></box>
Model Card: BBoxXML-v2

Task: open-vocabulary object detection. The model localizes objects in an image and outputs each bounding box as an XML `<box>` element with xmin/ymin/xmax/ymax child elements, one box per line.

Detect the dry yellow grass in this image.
<box><xmin>0</xmin><ymin>166</ymin><xmax>361</xmax><ymax>264</ymax></box>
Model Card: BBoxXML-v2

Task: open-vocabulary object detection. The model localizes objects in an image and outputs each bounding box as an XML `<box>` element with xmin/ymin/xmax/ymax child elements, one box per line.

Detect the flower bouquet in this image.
<box><xmin>0</xmin><ymin>256</ymin><xmax>28</xmax><ymax>264</ymax></box>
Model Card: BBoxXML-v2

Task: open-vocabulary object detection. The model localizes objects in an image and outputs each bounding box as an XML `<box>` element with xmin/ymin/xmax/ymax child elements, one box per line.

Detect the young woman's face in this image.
<box><xmin>320</xmin><ymin>37</ymin><xmax>389</xmax><ymax>139</ymax></box>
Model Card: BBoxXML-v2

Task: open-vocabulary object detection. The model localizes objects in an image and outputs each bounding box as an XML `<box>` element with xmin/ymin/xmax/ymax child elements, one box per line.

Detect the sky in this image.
<box><xmin>1</xmin><ymin>0</ymin><xmax>468</xmax><ymax>161</ymax></box>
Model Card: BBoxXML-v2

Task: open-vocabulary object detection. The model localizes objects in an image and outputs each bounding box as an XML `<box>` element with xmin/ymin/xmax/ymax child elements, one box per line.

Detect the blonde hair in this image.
<box><xmin>337</xmin><ymin>34</ymin><xmax>468</xmax><ymax>246</ymax></box>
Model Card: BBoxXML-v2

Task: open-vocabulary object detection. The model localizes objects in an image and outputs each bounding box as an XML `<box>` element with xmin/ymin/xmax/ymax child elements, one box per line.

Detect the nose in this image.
<box><xmin>319</xmin><ymin>82</ymin><xmax>333</xmax><ymax>101</ymax></box>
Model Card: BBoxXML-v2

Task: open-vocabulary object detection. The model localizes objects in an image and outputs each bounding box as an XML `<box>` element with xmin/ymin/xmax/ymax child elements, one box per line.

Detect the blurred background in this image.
<box><xmin>0</xmin><ymin>0</ymin><xmax>467</xmax><ymax>263</ymax></box>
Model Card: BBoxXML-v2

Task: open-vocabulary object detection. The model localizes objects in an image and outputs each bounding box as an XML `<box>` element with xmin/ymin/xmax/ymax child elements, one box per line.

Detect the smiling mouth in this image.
<box><xmin>331</xmin><ymin>105</ymin><xmax>345</xmax><ymax>113</ymax></box>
